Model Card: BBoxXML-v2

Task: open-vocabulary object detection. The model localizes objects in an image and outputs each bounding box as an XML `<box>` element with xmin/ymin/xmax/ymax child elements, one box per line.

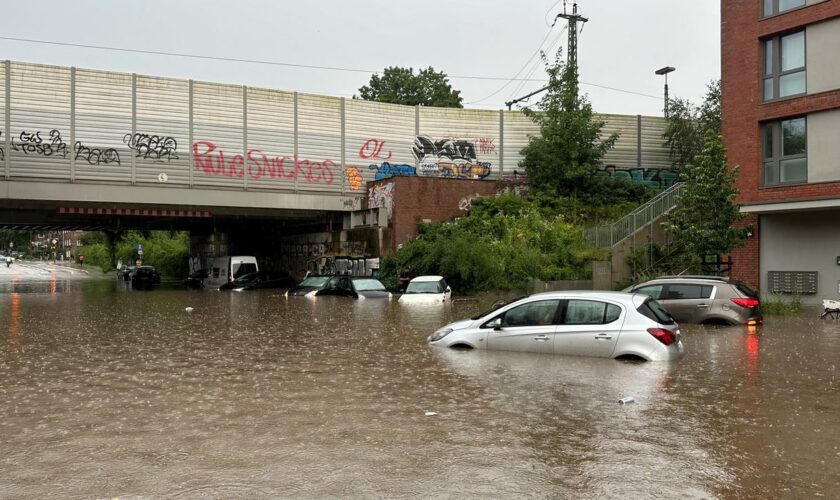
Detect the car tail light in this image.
<box><xmin>647</xmin><ymin>327</ymin><xmax>677</xmax><ymax>346</ymax></box>
<box><xmin>731</xmin><ymin>297</ymin><xmax>760</xmax><ymax>308</ymax></box>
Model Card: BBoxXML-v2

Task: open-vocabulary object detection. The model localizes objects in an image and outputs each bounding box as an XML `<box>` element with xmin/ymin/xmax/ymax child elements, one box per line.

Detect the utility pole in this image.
<box><xmin>505</xmin><ymin>1</ymin><xmax>588</xmax><ymax>109</ymax></box>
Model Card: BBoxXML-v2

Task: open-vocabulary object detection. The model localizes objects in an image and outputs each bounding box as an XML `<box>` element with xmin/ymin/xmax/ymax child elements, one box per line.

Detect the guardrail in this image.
<box><xmin>583</xmin><ymin>182</ymin><xmax>684</xmax><ymax>248</ymax></box>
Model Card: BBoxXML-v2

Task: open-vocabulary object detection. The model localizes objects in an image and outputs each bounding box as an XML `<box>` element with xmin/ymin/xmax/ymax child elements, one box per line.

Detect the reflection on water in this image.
<box><xmin>0</xmin><ymin>286</ymin><xmax>838</xmax><ymax>497</ymax></box>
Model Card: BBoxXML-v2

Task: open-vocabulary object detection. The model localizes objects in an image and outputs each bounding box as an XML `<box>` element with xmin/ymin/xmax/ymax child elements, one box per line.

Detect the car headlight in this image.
<box><xmin>428</xmin><ymin>327</ymin><xmax>453</xmax><ymax>342</ymax></box>
<box><xmin>305</xmin><ymin>290</ymin><xmax>317</xmax><ymax>298</ymax></box>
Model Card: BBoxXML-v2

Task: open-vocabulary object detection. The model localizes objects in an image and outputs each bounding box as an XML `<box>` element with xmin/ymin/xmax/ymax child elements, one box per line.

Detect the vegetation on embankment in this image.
<box><xmin>79</xmin><ymin>231</ymin><xmax>189</xmax><ymax>278</ymax></box>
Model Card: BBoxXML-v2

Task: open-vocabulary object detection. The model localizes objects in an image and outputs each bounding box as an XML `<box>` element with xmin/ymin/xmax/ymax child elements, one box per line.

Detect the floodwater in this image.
<box><xmin>1</xmin><ymin>269</ymin><xmax>839</xmax><ymax>498</ymax></box>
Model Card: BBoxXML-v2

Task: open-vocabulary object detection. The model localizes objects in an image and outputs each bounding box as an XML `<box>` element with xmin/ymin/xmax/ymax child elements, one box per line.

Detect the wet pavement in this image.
<box><xmin>1</xmin><ymin>270</ymin><xmax>839</xmax><ymax>498</ymax></box>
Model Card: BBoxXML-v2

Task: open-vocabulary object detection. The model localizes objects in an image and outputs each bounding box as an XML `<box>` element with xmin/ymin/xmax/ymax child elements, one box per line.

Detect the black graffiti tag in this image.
<box><xmin>74</xmin><ymin>141</ymin><xmax>121</xmax><ymax>166</ymax></box>
<box><xmin>412</xmin><ymin>135</ymin><xmax>477</xmax><ymax>163</ymax></box>
<box><xmin>123</xmin><ymin>133</ymin><xmax>179</xmax><ymax>162</ymax></box>
<box><xmin>0</xmin><ymin>131</ymin><xmax>4</xmax><ymax>162</ymax></box>
<box><xmin>11</xmin><ymin>129</ymin><xmax>68</xmax><ymax>158</ymax></box>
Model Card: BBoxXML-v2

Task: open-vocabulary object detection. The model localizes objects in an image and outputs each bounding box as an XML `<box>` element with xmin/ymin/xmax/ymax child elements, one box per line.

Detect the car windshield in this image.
<box><xmin>299</xmin><ymin>276</ymin><xmax>329</xmax><ymax>287</ymax></box>
<box><xmin>735</xmin><ymin>282</ymin><xmax>759</xmax><ymax>298</ymax></box>
<box><xmin>405</xmin><ymin>281</ymin><xmax>443</xmax><ymax>294</ymax></box>
<box><xmin>638</xmin><ymin>298</ymin><xmax>676</xmax><ymax>325</ymax></box>
<box><xmin>353</xmin><ymin>279</ymin><xmax>386</xmax><ymax>291</ymax></box>
<box><xmin>233</xmin><ymin>272</ymin><xmax>261</xmax><ymax>284</ymax></box>
<box><xmin>471</xmin><ymin>296</ymin><xmax>527</xmax><ymax>320</ymax></box>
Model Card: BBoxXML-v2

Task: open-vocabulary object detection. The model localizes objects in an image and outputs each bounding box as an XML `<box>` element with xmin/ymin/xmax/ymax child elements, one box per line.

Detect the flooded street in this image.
<box><xmin>1</xmin><ymin>272</ymin><xmax>840</xmax><ymax>498</ymax></box>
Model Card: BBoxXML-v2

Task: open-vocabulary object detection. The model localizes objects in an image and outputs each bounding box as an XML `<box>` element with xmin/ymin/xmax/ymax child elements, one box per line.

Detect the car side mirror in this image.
<box><xmin>446</xmin><ymin>286</ymin><xmax>451</xmax><ymax>293</ymax></box>
<box><xmin>492</xmin><ymin>318</ymin><xmax>502</xmax><ymax>331</ymax></box>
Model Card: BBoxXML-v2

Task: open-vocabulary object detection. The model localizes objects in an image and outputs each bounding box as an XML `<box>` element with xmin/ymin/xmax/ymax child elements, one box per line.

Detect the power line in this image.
<box><xmin>0</xmin><ymin>34</ymin><xmax>661</xmax><ymax>102</ymax></box>
<box><xmin>0</xmin><ymin>35</ymin><xmax>547</xmax><ymax>82</ymax></box>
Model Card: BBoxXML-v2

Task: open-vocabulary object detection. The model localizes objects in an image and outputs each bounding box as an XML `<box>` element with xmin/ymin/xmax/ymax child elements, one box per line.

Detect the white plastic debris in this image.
<box><xmin>618</xmin><ymin>396</ymin><xmax>635</xmax><ymax>405</ymax></box>
<box><xmin>185</xmin><ymin>307</ymin><xmax>194</xmax><ymax>313</ymax></box>
<box><xmin>424</xmin><ymin>411</ymin><xmax>438</xmax><ymax>416</ymax></box>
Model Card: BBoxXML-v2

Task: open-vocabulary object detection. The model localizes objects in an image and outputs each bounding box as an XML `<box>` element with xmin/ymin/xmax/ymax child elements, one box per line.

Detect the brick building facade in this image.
<box><xmin>723</xmin><ymin>0</ymin><xmax>840</xmax><ymax>303</ymax></box>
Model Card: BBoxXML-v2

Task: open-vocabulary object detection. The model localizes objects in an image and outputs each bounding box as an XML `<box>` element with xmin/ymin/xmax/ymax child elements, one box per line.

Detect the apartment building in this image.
<box><xmin>723</xmin><ymin>0</ymin><xmax>840</xmax><ymax>303</ymax></box>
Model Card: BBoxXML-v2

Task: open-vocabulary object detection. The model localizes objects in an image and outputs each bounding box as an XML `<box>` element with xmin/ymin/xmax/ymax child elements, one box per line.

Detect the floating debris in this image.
<box><xmin>185</xmin><ymin>307</ymin><xmax>194</xmax><ymax>313</ymax></box>
<box><xmin>424</xmin><ymin>411</ymin><xmax>438</xmax><ymax>417</ymax></box>
<box><xmin>618</xmin><ymin>396</ymin><xmax>635</xmax><ymax>405</ymax></box>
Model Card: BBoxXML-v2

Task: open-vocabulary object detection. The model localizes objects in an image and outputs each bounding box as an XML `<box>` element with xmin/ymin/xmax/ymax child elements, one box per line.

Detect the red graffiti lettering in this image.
<box><xmin>359</xmin><ymin>138</ymin><xmax>392</xmax><ymax>160</ymax></box>
<box><xmin>195</xmin><ymin>141</ymin><xmax>334</xmax><ymax>185</ymax></box>
<box><xmin>477</xmin><ymin>138</ymin><xmax>496</xmax><ymax>154</ymax></box>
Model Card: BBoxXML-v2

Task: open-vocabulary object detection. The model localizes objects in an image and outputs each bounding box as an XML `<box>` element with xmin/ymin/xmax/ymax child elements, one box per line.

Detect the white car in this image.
<box><xmin>398</xmin><ymin>275</ymin><xmax>452</xmax><ymax>304</ymax></box>
<box><xmin>428</xmin><ymin>291</ymin><xmax>684</xmax><ymax>361</ymax></box>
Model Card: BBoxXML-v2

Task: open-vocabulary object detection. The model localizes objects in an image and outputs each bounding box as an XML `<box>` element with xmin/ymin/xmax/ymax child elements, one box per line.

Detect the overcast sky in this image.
<box><xmin>0</xmin><ymin>0</ymin><xmax>719</xmax><ymax>117</ymax></box>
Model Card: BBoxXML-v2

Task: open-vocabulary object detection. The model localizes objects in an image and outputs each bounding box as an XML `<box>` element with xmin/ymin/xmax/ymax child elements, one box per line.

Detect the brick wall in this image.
<box><xmin>370</xmin><ymin>176</ymin><xmax>524</xmax><ymax>252</ymax></box>
<box><xmin>731</xmin><ymin>214</ymin><xmax>761</xmax><ymax>289</ymax></box>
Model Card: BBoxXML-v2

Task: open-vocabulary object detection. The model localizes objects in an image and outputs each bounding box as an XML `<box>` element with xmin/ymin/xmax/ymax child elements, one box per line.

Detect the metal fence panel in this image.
<box><xmin>296</xmin><ymin>93</ymin><xmax>342</xmax><ymax>193</ymax></box>
<box><xmin>344</xmin><ymin>99</ymin><xmax>415</xmax><ymax>192</ymax></box>
<box><xmin>418</xmin><ymin>107</ymin><xmax>500</xmax><ymax>180</ymax></box>
<box><xmin>192</xmin><ymin>81</ymin><xmax>244</xmax><ymax>189</ymax></box>
<box><xmin>74</xmin><ymin>68</ymin><xmax>132</xmax><ymax>183</ymax></box>
<box><xmin>501</xmin><ymin>110</ymin><xmax>538</xmax><ymax>179</ymax></box>
<box><xmin>640</xmin><ymin>115</ymin><xmax>671</xmax><ymax>170</ymax></box>
<box><xmin>134</xmin><ymin>75</ymin><xmax>190</xmax><ymax>186</ymax></box>
<box><xmin>246</xmin><ymin>86</ymin><xmax>296</xmax><ymax>192</ymax></box>
<box><xmin>9</xmin><ymin>62</ymin><xmax>71</xmax><ymax>181</ymax></box>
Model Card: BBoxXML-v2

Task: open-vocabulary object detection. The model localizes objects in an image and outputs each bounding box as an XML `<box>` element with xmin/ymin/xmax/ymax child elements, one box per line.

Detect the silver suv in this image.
<box><xmin>625</xmin><ymin>276</ymin><xmax>762</xmax><ymax>326</ymax></box>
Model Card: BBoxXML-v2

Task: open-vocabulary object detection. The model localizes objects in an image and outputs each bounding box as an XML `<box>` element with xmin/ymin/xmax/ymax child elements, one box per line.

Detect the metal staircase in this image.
<box><xmin>583</xmin><ymin>182</ymin><xmax>684</xmax><ymax>248</ymax></box>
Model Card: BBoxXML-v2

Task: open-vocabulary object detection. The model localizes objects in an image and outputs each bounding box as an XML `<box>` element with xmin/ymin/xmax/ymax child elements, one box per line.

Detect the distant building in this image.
<box><xmin>723</xmin><ymin>0</ymin><xmax>840</xmax><ymax>303</ymax></box>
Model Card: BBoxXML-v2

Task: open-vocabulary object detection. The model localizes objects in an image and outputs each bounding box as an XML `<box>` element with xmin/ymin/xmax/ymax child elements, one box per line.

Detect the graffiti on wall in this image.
<box><xmin>359</xmin><ymin>138</ymin><xmax>392</xmax><ymax>160</ymax></box>
<box><xmin>368</xmin><ymin>182</ymin><xmax>394</xmax><ymax>220</ymax></box>
<box><xmin>594</xmin><ymin>165</ymin><xmax>679</xmax><ymax>189</ymax></box>
<box><xmin>124</xmin><ymin>133</ymin><xmax>179</xmax><ymax>162</ymax></box>
<box><xmin>193</xmin><ymin>140</ymin><xmax>336</xmax><ymax>185</ymax></box>
<box><xmin>345</xmin><ymin>166</ymin><xmax>363</xmax><ymax>190</ymax></box>
<box><xmin>412</xmin><ymin>135</ymin><xmax>491</xmax><ymax>179</ymax></box>
<box><xmin>11</xmin><ymin>129</ymin><xmax>68</xmax><ymax>158</ymax></box>
<box><xmin>476</xmin><ymin>138</ymin><xmax>496</xmax><ymax>154</ymax></box>
<box><xmin>0</xmin><ymin>131</ymin><xmax>3</xmax><ymax>161</ymax></box>
<box><xmin>369</xmin><ymin>162</ymin><xmax>416</xmax><ymax>180</ymax></box>
<box><xmin>75</xmin><ymin>141</ymin><xmax>121</xmax><ymax>166</ymax></box>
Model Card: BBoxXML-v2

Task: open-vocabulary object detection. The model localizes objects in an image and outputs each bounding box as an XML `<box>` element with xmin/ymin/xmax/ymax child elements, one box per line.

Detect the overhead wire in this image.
<box><xmin>0</xmin><ymin>34</ymin><xmax>661</xmax><ymax>104</ymax></box>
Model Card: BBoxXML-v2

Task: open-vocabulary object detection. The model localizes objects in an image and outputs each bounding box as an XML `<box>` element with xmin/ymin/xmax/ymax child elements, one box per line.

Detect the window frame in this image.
<box><xmin>762</xmin><ymin>0</ymin><xmax>806</xmax><ymax>18</ymax></box>
<box><xmin>762</xmin><ymin>116</ymin><xmax>808</xmax><ymax>186</ymax></box>
<box><xmin>762</xmin><ymin>30</ymin><xmax>806</xmax><ymax>101</ymax></box>
<box><xmin>561</xmin><ymin>299</ymin><xmax>623</xmax><ymax>326</ymax></box>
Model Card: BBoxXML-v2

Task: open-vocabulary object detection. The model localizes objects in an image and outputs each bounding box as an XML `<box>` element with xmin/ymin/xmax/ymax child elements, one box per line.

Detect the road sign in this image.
<box><xmin>137</xmin><ymin>243</ymin><xmax>143</xmax><ymax>255</ymax></box>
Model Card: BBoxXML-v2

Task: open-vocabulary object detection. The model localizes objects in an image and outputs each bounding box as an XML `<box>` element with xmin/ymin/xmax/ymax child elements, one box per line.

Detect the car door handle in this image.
<box><xmin>594</xmin><ymin>334</ymin><xmax>612</xmax><ymax>340</ymax></box>
<box><xmin>697</xmin><ymin>304</ymin><xmax>710</xmax><ymax>309</ymax></box>
<box><xmin>533</xmin><ymin>335</ymin><xmax>551</xmax><ymax>341</ymax></box>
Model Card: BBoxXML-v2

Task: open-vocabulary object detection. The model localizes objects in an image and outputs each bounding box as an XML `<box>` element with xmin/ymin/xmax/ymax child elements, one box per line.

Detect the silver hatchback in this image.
<box><xmin>428</xmin><ymin>291</ymin><xmax>684</xmax><ymax>361</ymax></box>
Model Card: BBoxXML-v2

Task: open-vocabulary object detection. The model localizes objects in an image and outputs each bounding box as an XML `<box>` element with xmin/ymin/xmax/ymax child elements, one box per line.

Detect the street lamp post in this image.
<box><xmin>655</xmin><ymin>66</ymin><xmax>676</xmax><ymax>118</ymax></box>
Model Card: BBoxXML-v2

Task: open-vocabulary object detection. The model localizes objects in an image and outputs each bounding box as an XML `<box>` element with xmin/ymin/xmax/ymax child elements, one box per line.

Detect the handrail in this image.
<box><xmin>583</xmin><ymin>182</ymin><xmax>684</xmax><ymax>248</ymax></box>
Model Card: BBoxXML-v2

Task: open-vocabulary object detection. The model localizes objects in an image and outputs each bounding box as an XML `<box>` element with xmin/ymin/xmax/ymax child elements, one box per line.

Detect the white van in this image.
<box><xmin>204</xmin><ymin>256</ymin><xmax>259</xmax><ymax>289</ymax></box>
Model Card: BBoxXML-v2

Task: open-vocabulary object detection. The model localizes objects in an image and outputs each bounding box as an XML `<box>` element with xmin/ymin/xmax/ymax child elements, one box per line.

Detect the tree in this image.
<box><xmin>664</xmin><ymin>80</ymin><xmax>720</xmax><ymax>168</ymax></box>
<box><xmin>356</xmin><ymin>66</ymin><xmax>463</xmax><ymax>108</ymax></box>
<box><xmin>664</xmin><ymin>130</ymin><xmax>745</xmax><ymax>266</ymax></box>
<box><xmin>518</xmin><ymin>51</ymin><xmax>617</xmax><ymax>197</ymax></box>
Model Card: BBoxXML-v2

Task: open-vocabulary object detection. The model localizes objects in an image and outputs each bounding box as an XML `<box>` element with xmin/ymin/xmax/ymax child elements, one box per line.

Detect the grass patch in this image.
<box><xmin>762</xmin><ymin>293</ymin><xmax>802</xmax><ymax>315</ymax></box>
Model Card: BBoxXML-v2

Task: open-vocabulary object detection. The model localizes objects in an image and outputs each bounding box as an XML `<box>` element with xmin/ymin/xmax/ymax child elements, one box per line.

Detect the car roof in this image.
<box><xmin>351</xmin><ymin>276</ymin><xmax>383</xmax><ymax>281</ymax></box>
<box><xmin>639</xmin><ymin>275</ymin><xmax>731</xmax><ymax>285</ymax></box>
<box><xmin>410</xmin><ymin>275</ymin><xmax>444</xmax><ymax>282</ymax></box>
<box><xmin>528</xmin><ymin>290</ymin><xmax>638</xmax><ymax>300</ymax></box>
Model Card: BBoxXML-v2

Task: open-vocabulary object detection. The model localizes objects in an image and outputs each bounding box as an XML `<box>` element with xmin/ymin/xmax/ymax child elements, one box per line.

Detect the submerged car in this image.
<box><xmin>219</xmin><ymin>271</ymin><xmax>294</xmax><ymax>291</ymax></box>
<box><xmin>286</xmin><ymin>275</ymin><xmax>391</xmax><ymax>299</ymax></box>
<box><xmin>428</xmin><ymin>291</ymin><xmax>684</xmax><ymax>361</ymax></box>
<box><xmin>398</xmin><ymin>275</ymin><xmax>452</xmax><ymax>304</ymax></box>
<box><xmin>624</xmin><ymin>275</ymin><xmax>762</xmax><ymax>326</ymax></box>
<box><xmin>130</xmin><ymin>266</ymin><xmax>160</xmax><ymax>289</ymax></box>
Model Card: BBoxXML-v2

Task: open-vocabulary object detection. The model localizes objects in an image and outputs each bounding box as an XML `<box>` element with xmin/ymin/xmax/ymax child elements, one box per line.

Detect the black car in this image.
<box><xmin>286</xmin><ymin>275</ymin><xmax>391</xmax><ymax>299</ymax></box>
<box><xmin>219</xmin><ymin>271</ymin><xmax>294</xmax><ymax>291</ymax></box>
<box><xmin>117</xmin><ymin>265</ymin><xmax>136</xmax><ymax>281</ymax></box>
<box><xmin>183</xmin><ymin>269</ymin><xmax>209</xmax><ymax>289</ymax></box>
<box><xmin>130</xmin><ymin>266</ymin><xmax>161</xmax><ymax>289</ymax></box>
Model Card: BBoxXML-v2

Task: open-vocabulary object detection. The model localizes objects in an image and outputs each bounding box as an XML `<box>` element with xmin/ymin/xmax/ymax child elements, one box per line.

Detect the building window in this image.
<box><xmin>762</xmin><ymin>117</ymin><xmax>807</xmax><ymax>186</ymax></box>
<box><xmin>763</xmin><ymin>31</ymin><xmax>806</xmax><ymax>100</ymax></box>
<box><xmin>762</xmin><ymin>0</ymin><xmax>806</xmax><ymax>17</ymax></box>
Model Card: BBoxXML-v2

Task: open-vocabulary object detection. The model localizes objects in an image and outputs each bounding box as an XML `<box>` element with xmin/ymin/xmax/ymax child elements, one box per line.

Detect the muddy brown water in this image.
<box><xmin>1</xmin><ymin>277</ymin><xmax>839</xmax><ymax>498</ymax></box>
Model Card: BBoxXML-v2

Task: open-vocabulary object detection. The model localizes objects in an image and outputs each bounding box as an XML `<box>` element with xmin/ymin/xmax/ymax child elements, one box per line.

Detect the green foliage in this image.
<box><xmin>0</xmin><ymin>230</ymin><xmax>32</xmax><ymax>255</ymax></box>
<box><xmin>77</xmin><ymin>243</ymin><xmax>113</xmax><ymax>271</ymax></box>
<box><xmin>519</xmin><ymin>50</ymin><xmax>618</xmax><ymax>197</ymax></box>
<box><xmin>381</xmin><ymin>194</ymin><xmax>607</xmax><ymax>293</ymax></box>
<box><xmin>665</xmin><ymin>130</ymin><xmax>745</xmax><ymax>266</ymax></box>
<box><xmin>356</xmin><ymin>66</ymin><xmax>463</xmax><ymax>108</ymax></box>
<box><xmin>113</xmin><ymin>231</ymin><xmax>190</xmax><ymax>278</ymax></box>
<box><xmin>664</xmin><ymin>80</ymin><xmax>721</xmax><ymax>168</ymax></box>
<box><xmin>762</xmin><ymin>293</ymin><xmax>802</xmax><ymax>315</ymax></box>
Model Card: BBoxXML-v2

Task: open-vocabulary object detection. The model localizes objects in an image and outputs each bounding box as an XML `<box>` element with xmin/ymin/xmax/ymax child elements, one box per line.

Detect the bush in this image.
<box><xmin>76</xmin><ymin>243</ymin><xmax>113</xmax><ymax>271</ymax></box>
<box><xmin>114</xmin><ymin>231</ymin><xmax>189</xmax><ymax>278</ymax></box>
<box><xmin>762</xmin><ymin>293</ymin><xmax>802</xmax><ymax>315</ymax></box>
<box><xmin>381</xmin><ymin>194</ymin><xmax>607</xmax><ymax>294</ymax></box>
